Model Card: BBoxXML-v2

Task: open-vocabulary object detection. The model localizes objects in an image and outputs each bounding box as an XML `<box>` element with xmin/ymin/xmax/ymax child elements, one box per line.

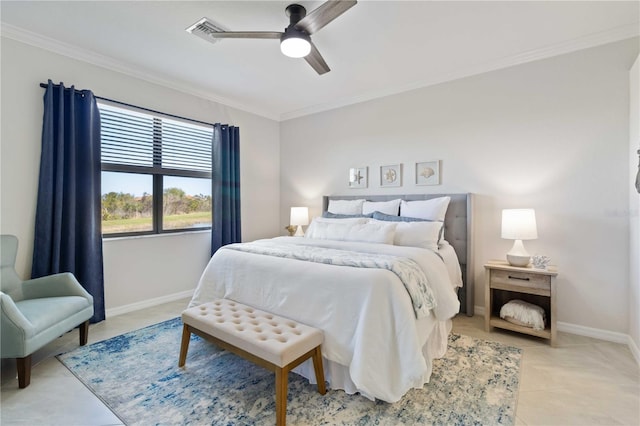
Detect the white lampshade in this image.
<box><xmin>501</xmin><ymin>209</ymin><xmax>538</xmax><ymax>240</ymax></box>
<box><xmin>280</xmin><ymin>36</ymin><xmax>311</xmax><ymax>58</ymax></box>
<box><xmin>501</xmin><ymin>209</ymin><xmax>538</xmax><ymax>267</ymax></box>
<box><xmin>290</xmin><ymin>207</ymin><xmax>309</xmax><ymax>237</ymax></box>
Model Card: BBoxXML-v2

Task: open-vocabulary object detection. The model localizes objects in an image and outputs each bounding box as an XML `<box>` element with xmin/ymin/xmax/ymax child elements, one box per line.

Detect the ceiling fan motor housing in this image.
<box><xmin>286</xmin><ymin>4</ymin><xmax>307</xmax><ymax>25</ymax></box>
<box><xmin>281</xmin><ymin>4</ymin><xmax>311</xmax><ymax>58</ymax></box>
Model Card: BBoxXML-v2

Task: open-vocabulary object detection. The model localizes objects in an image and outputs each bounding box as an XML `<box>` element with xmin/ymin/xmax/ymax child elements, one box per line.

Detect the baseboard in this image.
<box><xmin>106</xmin><ymin>290</ymin><xmax>193</xmax><ymax>318</ymax></box>
<box><xmin>474</xmin><ymin>305</ymin><xmax>638</xmax><ymax>364</ymax></box>
<box><xmin>627</xmin><ymin>335</ymin><xmax>640</xmax><ymax>365</ymax></box>
<box><xmin>556</xmin><ymin>321</ymin><xmax>629</xmax><ymax>344</ymax></box>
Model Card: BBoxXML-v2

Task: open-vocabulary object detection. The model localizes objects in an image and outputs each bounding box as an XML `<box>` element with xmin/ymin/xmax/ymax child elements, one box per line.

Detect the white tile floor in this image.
<box><xmin>453</xmin><ymin>316</ymin><xmax>640</xmax><ymax>425</ymax></box>
<box><xmin>1</xmin><ymin>299</ymin><xmax>638</xmax><ymax>425</ymax></box>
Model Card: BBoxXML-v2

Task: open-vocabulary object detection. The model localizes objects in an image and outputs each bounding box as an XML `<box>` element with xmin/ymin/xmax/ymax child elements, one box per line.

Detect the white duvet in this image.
<box><xmin>190</xmin><ymin>237</ymin><xmax>460</xmax><ymax>403</ymax></box>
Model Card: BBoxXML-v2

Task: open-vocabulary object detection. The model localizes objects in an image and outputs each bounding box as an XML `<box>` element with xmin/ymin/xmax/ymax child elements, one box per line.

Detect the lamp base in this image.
<box><xmin>506</xmin><ymin>239</ymin><xmax>531</xmax><ymax>267</ymax></box>
<box><xmin>506</xmin><ymin>254</ymin><xmax>531</xmax><ymax>267</ymax></box>
<box><xmin>294</xmin><ymin>225</ymin><xmax>305</xmax><ymax>237</ymax></box>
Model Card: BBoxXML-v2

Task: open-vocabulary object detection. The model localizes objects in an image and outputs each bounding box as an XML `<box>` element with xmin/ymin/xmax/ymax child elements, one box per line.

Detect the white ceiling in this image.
<box><xmin>1</xmin><ymin>1</ymin><xmax>638</xmax><ymax>121</ymax></box>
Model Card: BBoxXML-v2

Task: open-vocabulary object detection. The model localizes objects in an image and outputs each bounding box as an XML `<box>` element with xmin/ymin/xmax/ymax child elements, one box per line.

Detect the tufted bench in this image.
<box><xmin>179</xmin><ymin>298</ymin><xmax>326</xmax><ymax>426</ymax></box>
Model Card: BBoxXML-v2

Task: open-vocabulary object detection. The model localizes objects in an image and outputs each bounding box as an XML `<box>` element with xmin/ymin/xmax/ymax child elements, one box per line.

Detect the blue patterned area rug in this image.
<box><xmin>58</xmin><ymin>318</ymin><xmax>521</xmax><ymax>426</ymax></box>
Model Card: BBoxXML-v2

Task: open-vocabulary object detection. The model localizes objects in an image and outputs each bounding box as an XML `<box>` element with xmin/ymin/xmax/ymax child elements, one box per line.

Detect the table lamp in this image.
<box><xmin>290</xmin><ymin>207</ymin><xmax>309</xmax><ymax>237</ymax></box>
<box><xmin>501</xmin><ymin>209</ymin><xmax>537</xmax><ymax>267</ymax></box>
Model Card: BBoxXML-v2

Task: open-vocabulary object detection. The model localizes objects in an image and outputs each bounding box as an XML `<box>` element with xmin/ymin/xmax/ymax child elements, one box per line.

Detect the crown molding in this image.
<box><xmin>280</xmin><ymin>23</ymin><xmax>640</xmax><ymax>121</ymax></box>
<box><xmin>0</xmin><ymin>23</ymin><xmax>280</xmax><ymax>121</ymax></box>
<box><xmin>2</xmin><ymin>21</ymin><xmax>637</xmax><ymax>123</ymax></box>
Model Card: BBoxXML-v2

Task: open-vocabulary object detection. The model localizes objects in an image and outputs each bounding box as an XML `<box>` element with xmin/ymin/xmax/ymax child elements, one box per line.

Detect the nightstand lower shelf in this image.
<box><xmin>489</xmin><ymin>316</ymin><xmax>551</xmax><ymax>340</ymax></box>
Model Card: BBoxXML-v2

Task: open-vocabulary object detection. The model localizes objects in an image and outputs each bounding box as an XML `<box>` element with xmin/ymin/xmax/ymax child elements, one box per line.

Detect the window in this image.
<box><xmin>99</xmin><ymin>101</ymin><xmax>213</xmax><ymax>237</ymax></box>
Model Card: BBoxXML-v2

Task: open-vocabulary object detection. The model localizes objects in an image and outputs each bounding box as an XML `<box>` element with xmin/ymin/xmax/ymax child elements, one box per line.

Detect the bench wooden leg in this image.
<box><xmin>17</xmin><ymin>355</ymin><xmax>32</xmax><ymax>389</ymax></box>
<box><xmin>178</xmin><ymin>324</ymin><xmax>191</xmax><ymax>367</ymax></box>
<box><xmin>79</xmin><ymin>320</ymin><xmax>90</xmax><ymax>346</ymax></box>
<box><xmin>275</xmin><ymin>367</ymin><xmax>288</xmax><ymax>426</ymax></box>
<box><xmin>312</xmin><ymin>346</ymin><xmax>326</xmax><ymax>395</ymax></box>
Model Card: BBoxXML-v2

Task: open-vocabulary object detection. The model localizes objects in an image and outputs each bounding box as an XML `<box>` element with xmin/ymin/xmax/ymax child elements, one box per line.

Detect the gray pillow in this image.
<box><xmin>322</xmin><ymin>211</ymin><xmax>374</xmax><ymax>219</ymax></box>
<box><xmin>372</xmin><ymin>211</ymin><xmax>430</xmax><ymax>222</ymax></box>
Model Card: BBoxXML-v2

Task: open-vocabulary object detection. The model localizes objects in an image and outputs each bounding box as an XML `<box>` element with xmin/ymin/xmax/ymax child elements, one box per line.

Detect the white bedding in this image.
<box><xmin>190</xmin><ymin>237</ymin><xmax>461</xmax><ymax>403</ymax></box>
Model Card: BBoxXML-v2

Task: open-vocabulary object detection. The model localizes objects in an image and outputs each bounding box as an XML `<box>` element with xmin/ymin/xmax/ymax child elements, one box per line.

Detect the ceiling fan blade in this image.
<box><xmin>305</xmin><ymin>42</ymin><xmax>330</xmax><ymax>75</ymax></box>
<box><xmin>207</xmin><ymin>31</ymin><xmax>282</xmax><ymax>39</ymax></box>
<box><xmin>295</xmin><ymin>0</ymin><xmax>357</xmax><ymax>34</ymax></box>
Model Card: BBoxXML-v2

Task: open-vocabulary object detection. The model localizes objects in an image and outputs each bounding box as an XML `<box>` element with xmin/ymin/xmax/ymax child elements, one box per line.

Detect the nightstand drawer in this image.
<box><xmin>491</xmin><ymin>269</ymin><xmax>550</xmax><ymax>292</ymax></box>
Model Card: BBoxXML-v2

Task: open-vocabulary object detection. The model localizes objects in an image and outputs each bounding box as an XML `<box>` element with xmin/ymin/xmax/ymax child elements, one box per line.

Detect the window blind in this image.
<box><xmin>99</xmin><ymin>102</ymin><xmax>213</xmax><ymax>177</ymax></box>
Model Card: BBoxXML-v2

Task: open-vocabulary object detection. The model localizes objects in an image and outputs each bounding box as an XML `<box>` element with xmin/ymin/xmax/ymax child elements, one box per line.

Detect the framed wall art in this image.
<box><xmin>380</xmin><ymin>164</ymin><xmax>402</xmax><ymax>187</ymax></box>
<box><xmin>348</xmin><ymin>166</ymin><xmax>368</xmax><ymax>189</ymax></box>
<box><xmin>415</xmin><ymin>161</ymin><xmax>440</xmax><ymax>185</ymax></box>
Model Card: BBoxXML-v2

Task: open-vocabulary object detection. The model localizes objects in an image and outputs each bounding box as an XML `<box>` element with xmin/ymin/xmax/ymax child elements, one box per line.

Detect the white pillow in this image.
<box><xmin>400</xmin><ymin>197</ymin><xmax>451</xmax><ymax>221</ymax></box>
<box><xmin>362</xmin><ymin>199</ymin><xmax>401</xmax><ymax>216</ymax></box>
<box><xmin>305</xmin><ymin>217</ymin><xmax>368</xmax><ymax>239</ymax></box>
<box><xmin>500</xmin><ymin>300</ymin><xmax>546</xmax><ymax>330</ymax></box>
<box><xmin>327</xmin><ymin>199</ymin><xmax>366</xmax><ymax>215</ymax></box>
<box><xmin>311</xmin><ymin>222</ymin><xmax>396</xmax><ymax>244</ymax></box>
<box><xmin>393</xmin><ymin>221</ymin><xmax>443</xmax><ymax>251</ymax></box>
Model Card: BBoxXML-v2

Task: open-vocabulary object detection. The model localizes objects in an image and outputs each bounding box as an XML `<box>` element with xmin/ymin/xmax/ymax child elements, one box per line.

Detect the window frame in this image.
<box><xmin>99</xmin><ymin>101</ymin><xmax>213</xmax><ymax>238</ymax></box>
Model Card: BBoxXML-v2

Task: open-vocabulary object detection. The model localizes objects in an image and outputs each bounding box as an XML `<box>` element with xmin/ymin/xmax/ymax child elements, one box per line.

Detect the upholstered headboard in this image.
<box><xmin>322</xmin><ymin>193</ymin><xmax>474</xmax><ymax>316</ymax></box>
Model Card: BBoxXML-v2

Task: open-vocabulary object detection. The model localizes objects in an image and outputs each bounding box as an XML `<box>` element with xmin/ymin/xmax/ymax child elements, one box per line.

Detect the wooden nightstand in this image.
<box><xmin>484</xmin><ymin>260</ymin><xmax>558</xmax><ymax>346</ymax></box>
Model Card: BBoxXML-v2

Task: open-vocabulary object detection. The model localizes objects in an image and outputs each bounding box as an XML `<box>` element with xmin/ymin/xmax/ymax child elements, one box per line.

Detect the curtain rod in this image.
<box><xmin>39</xmin><ymin>82</ymin><xmax>217</xmax><ymax>128</ymax></box>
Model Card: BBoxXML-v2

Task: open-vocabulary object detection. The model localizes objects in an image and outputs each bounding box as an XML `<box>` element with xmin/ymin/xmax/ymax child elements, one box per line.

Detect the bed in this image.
<box><xmin>189</xmin><ymin>193</ymin><xmax>474</xmax><ymax>403</ymax></box>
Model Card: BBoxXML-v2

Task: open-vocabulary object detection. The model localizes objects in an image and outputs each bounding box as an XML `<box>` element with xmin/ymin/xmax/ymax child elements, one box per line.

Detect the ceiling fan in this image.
<box><xmin>187</xmin><ymin>1</ymin><xmax>357</xmax><ymax>75</ymax></box>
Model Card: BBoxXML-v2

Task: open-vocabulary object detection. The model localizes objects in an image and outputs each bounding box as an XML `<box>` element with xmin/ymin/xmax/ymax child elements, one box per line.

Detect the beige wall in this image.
<box><xmin>630</xmin><ymin>54</ymin><xmax>640</xmax><ymax>354</ymax></box>
<box><xmin>0</xmin><ymin>37</ymin><xmax>281</xmax><ymax>313</ymax></box>
<box><xmin>281</xmin><ymin>39</ymin><xmax>639</xmax><ymax>335</ymax></box>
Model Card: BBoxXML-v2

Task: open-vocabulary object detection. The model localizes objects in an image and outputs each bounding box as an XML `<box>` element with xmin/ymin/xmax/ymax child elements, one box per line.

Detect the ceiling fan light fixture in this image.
<box><xmin>280</xmin><ymin>30</ymin><xmax>311</xmax><ymax>58</ymax></box>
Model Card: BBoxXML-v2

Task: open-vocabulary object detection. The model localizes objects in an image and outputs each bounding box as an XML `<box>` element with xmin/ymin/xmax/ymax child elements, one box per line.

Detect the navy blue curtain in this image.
<box><xmin>212</xmin><ymin>124</ymin><xmax>241</xmax><ymax>255</ymax></box>
<box><xmin>32</xmin><ymin>80</ymin><xmax>105</xmax><ymax>323</ymax></box>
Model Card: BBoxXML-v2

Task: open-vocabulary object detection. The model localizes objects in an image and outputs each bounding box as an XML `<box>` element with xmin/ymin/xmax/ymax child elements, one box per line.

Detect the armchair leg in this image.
<box><xmin>17</xmin><ymin>355</ymin><xmax>32</xmax><ymax>388</ymax></box>
<box><xmin>79</xmin><ymin>320</ymin><xmax>90</xmax><ymax>346</ymax></box>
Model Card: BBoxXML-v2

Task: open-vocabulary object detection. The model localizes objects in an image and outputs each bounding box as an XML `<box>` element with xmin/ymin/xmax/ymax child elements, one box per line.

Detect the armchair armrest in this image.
<box><xmin>1</xmin><ymin>291</ymin><xmax>35</xmax><ymax>340</ymax></box>
<box><xmin>22</xmin><ymin>273</ymin><xmax>93</xmax><ymax>304</ymax></box>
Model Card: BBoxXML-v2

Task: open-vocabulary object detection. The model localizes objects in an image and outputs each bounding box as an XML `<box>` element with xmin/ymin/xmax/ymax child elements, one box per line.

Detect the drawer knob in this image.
<box><xmin>508</xmin><ymin>275</ymin><xmax>530</xmax><ymax>281</ymax></box>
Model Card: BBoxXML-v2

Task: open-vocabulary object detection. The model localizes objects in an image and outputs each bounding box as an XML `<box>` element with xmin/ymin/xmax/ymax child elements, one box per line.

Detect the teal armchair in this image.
<box><xmin>1</xmin><ymin>235</ymin><xmax>94</xmax><ymax>388</ymax></box>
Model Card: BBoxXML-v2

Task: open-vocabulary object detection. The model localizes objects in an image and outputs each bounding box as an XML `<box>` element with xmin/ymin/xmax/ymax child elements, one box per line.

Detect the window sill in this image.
<box><xmin>103</xmin><ymin>229</ymin><xmax>210</xmax><ymax>242</ymax></box>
